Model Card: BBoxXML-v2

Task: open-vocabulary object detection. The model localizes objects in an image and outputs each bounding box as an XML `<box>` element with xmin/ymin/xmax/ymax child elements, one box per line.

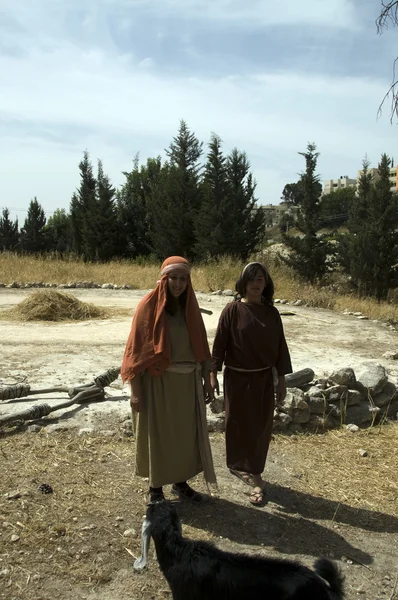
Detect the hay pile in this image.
<box><xmin>11</xmin><ymin>289</ymin><xmax>108</xmax><ymax>321</ymax></box>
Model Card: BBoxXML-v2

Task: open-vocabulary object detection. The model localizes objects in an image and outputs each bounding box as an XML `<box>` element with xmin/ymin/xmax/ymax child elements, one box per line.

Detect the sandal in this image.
<box><xmin>249</xmin><ymin>487</ymin><xmax>266</xmax><ymax>507</ymax></box>
<box><xmin>145</xmin><ymin>490</ymin><xmax>165</xmax><ymax>505</ymax></box>
<box><xmin>171</xmin><ymin>483</ymin><xmax>203</xmax><ymax>503</ymax></box>
<box><xmin>229</xmin><ymin>469</ymin><xmax>254</xmax><ymax>487</ymax></box>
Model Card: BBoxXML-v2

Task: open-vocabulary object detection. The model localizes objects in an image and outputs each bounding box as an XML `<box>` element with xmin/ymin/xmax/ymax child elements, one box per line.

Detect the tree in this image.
<box><xmin>223</xmin><ymin>148</ymin><xmax>266</xmax><ymax>259</ymax></box>
<box><xmin>194</xmin><ymin>133</ymin><xmax>232</xmax><ymax>259</ymax></box>
<box><xmin>147</xmin><ymin>121</ymin><xmax>203</xmax><ymax>259</ymax></box>
<box><xmin>318</xmin><ymin>187</ymin><xmax>356</xmax><ymax>228</ymax></box>
<box><xmin>377</xmin><ymin>1</ymin><xmax>398</xmax><ymax>121</ymax></box>
<box><xmin>19</xmin><ymin>197</ymin><xmax>47</xmax><ymax>253</ymax></box>
<box><xmin>94</xmin><ymin>159</ymin><xmax>119</xmax><ymax>260</ymax></box>
<box><xmin>346</xmin><ymin>154</ymin><xmax>398</xmax><ymax>299</ymax></box>
<box><xmin>70</xmin><ymin>151</ymin><xmax>97</xmax><ymax>259</ymax></box>
<box><xmin>281</xmin><ymin>179</ymin><xmax>322</xmax><ymax>207</ymax></box>
<box><xmin>45</xmin><ymin>209</ymin><xmax>72</xmax><ymax>254</ymax></box>
<box><xmin>117</xmin><ymin>155</ymin><xmax>156</xmax><ymax>258</ymax></box>
<box><xmin>0</xmin><ymin>208</ymin><xmax>19</xmax><ymax>251</ymax></box>
<box><xmin>282</xmin><ymin>143</ymin><xmax>331</xmax><ymax>282</ymax></box>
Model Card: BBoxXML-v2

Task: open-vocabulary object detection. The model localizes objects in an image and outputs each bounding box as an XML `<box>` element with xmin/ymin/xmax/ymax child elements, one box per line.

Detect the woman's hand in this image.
<box><xmin>130</xmin><ymin>377</ymin><xmax>143</xmax><ymax>413</ymax></box>
<box><xmin>210</xmin><ymin>371</ymin><xmax>220</xmax><ymax>396</ymax></box>
<box><xmin>203</xmin><ymin>371</ymin><xmax>215</xmax><ymax>404</ymax></box>
<box><xmin>276</xmin><ymin>375</ymin><xmax>286</xmax><ymax>404</ymax></box>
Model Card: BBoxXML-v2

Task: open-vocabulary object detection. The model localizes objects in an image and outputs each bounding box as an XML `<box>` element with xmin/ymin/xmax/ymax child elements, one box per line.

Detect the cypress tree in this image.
<box><xmin>0</xmin><ymin>208</ymin><xmax>19</xmax><ymax>251</ymax></box>
<box><xmin>347</xmin><ymin>154</ymin><xmax>398</xmax><ymax>299</ymax></box>
<box><xmin>223</xmin><ymin>148</ymin><xmax>266</xmax><ymax>260</ymax></box>
<box><xmin>95</xmin><ymin>160</ymin><xmax>119</xmax><ymax>260</ymax></box>
<box><xmin>147</xmin><ymin>120</ymin><xmax>203</xmax><ymax>259</ymax></box>
<box><xmin>70</xmin><ymin>151</ymin><xmax>97</xmax><ymax>259</ymax></box>
<box><xmin>19</xmin><ymin>197</ymin><xmax>47</xmax><ymax>253</ymax></box>
<box><xmin>282</xmin><ymin>143</ymin><xmax>330</xmax><ymax>282</ymax></box>
<box><xmin>117</xmin><ymin>155</ymin><xmax>155</xmax><ymax>258</ymax></box>
<box><xmin>45</xmin><ymin>209</ymin><xmax>72</xmax><ymax>254</ymax></box>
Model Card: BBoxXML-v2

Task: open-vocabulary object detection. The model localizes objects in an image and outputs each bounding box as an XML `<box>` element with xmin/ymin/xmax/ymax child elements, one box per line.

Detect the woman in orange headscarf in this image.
<box><xmin>121</xmin><ymin>256</ymin><xmax>217</xmax><ymax>504</ymax></box>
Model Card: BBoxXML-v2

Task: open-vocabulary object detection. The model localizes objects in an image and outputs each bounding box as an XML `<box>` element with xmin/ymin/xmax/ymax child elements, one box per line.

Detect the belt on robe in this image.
<box><xmin>225</xmin><ymin>365</ymin><xmax>271</xmax><ymax>372</ymax></box>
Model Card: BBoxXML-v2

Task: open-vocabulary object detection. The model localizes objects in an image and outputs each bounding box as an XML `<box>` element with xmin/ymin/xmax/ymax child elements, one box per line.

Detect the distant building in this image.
<box><xmin>357</xmin><ymin>166</ymin><xmax>398</xmax><ymax>193</ymax></box>
<box><xmin>262</xmin><ymin>202</ymin><xmax>298</xmax><ymax>227</ymax></box>
<box><xmin>323</xmin><ymin>176</ymin><xmax>356</xmax><ymax>195</ymax></box>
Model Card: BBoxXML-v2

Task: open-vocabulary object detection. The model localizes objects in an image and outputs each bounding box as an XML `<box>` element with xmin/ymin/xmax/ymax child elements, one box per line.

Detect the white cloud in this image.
<box><xmin>117</xmin><ymin>0</ymin><xmax>360</xmax><ymax>29</ymax></box>
<box><xmin>0</xmin><ymin>0</ymin><xmax>396</xmax><ymax>220</ymax></box>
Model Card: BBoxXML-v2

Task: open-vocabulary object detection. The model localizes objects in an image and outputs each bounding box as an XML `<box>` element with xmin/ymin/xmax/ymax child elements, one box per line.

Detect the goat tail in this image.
<box><xmin>314</xmin><ymin>558</ymin><xmax>345</xmax><ymax>599</ymax></box>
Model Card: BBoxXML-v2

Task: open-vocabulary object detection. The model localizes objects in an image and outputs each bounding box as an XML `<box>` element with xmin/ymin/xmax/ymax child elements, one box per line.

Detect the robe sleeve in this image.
<box><xmin>275</xmin><ymin>311</ymin><xmax>293</xmax><ymax>375</ymax></box>
<box><xmin>211</xmin><ymin>302</ymin><xmax>234</xmax><ymax>372</ymax></box>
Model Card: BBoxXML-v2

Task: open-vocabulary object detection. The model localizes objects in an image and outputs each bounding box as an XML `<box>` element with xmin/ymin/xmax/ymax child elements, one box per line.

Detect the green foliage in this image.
<box><xmin>45</xmin><ymin>209</ymin><xmax>72</xmax><ymax>254</ymax></box>
<box><xmin>116</xmin><ymin>155</ymin><xmax>155</xmax><ymax>258</ymax></box>
<box><xmin>70</xmin><ymin>151</ymin><xmax>97</xmax><ymax>258</ymax></box>
<box><xmin>282</xmin><ymin>143</ymin><xmax>331</xmax><ymax>282</ymax></box>
<box><xmin>345</xmin><ymin>155</ymin><xmax>398</xmax><ymax>300</ymax></box>
<box><xmin>147</xmin><ymin>120</ymin><xmax>203</xmax><ymax>259</ymax></box>
<box><xmin>0</xmin><ymin>208</ymin><xmax>19</xmax><ymax>251</ymax></box>
<box><xmin>94</xmin><ymin>160</ymin><xmax>119</xmax><ymax>261</ymax></box>
<box><xmin>19</xmin><ymin>198</ymin><xmax>47</xmax><ymax>253</ymax></box>
<box><xmin>319</xmin><ymin>187</ymin><xmax>355</xmax><ymax>228</ymax></box>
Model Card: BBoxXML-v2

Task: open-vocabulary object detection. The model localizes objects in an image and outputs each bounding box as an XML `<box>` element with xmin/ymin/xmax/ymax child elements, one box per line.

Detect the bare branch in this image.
<box><xmin>376</xmin><ymin>1</ymin><xmax>398</xmax><ymax>33</ymax></box>
<box><xmin>377</xmin><ymin>57</ymin><xmax>398</xmax><ymax>124</ymax></box>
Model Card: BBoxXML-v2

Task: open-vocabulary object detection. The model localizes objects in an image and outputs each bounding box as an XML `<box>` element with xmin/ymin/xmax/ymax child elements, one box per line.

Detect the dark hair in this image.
<box><xmin>165</xmin><ymin>286</ymin><xmax>188</xmax><ymax>315</ymax></box>
<box><xmin>235</xmin><ymin>263</ymin><xmax>274</xmax><ymax>306</ymax></box>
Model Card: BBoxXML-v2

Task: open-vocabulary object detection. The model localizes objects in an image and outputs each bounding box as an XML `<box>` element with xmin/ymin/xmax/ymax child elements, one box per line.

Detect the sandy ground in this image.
<box><xmin>1</xmin><ymin>288</ymin><xmax>397</xmax><ymax>429</ymax></box>
<box><xmin>1</xmin><ymin>289</ymin><xmax>398</xmax><ymax>600</ymax></box>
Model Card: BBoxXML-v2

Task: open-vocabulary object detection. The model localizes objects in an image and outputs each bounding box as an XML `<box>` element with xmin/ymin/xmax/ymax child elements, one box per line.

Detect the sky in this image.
<box><xmin>1</xmin><ymin>0</ymin><xmax>397</xmax><ymax>223</ymax></box>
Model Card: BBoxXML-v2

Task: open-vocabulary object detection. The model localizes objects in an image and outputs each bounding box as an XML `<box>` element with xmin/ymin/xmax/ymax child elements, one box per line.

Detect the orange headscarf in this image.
<box><xmin>121</xmin><ymin>256</ymin><xmax>211</xmax><ymax>381</ymax></box>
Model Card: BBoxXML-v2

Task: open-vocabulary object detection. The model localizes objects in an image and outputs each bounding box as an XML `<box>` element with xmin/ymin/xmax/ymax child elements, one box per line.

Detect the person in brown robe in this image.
<box><xmin>210</xmin><ymin>262</ymin><xmax>292</xmax><ymax>506</ymax></box>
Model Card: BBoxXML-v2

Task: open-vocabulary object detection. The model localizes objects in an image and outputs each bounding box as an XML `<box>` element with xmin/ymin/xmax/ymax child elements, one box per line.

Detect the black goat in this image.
<box><xmin>134</xmin><ymin>501</ymin><xmax>345</xmax><ymax>599</ymax></box>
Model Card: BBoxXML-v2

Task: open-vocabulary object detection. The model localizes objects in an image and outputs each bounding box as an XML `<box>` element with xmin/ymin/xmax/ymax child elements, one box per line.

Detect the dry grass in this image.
<box><xmin>275</xmin><ymin>423</ymin><xmax>398</xmax><ymax>516</ymax></box>
<box><xmin>1</xmin><ymin>252</ymin><xmax>398</xmax><ymax>324</ymax></box>
<box><xmin>0</xmin><ymin>423</ymin><xmax>397</xmax><ymax>599</ymax></box>
<box><xmin>8</xmin><ymin>290</ymin><xmax>109</xmax><ymax>322</ymax></box>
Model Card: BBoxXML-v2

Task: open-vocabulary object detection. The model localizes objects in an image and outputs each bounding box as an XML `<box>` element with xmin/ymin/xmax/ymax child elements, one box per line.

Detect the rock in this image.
<box><xmin>78</xmin><ymin>428</ymin><xmax>94</xmax><ymax>436</ymax></box>
<box><xmin>281</xmin><ymin>389</ymin><xmax>310</xmax><ymax>423</ymax></box>
<box><xmin>308</xmin><ymin>414</ymin><xmax>336</xmax><ymax>430</ymax></box>
<box><xmin>209</xmin><ymin>395</ymin><xmax>225</xmax><ymax>414</ymax></box>
<box><xmin>285</xmin><ymin>369</ymin><xmax>315</xmax><ymax>388</ymax></box>
<box><xmin>274</xmin><ymin>412</ymin><xmax>292</xmax><ymax>427</ymax></box>
<box><xmin>373</xmin><ymin>382</ymin><xmax>397</xmax><ymax>407</ymax></box>
<box><xmin>329</xmin><ymin>368</ymin><xmax>356</xmax><ymax>387</ymax></box>
<box><xmin>221</xmin><ymin>289</ymin><xmax>234</xmax><ymax>296</ymax></box>
<box><xmin>306</xmin><ymin>396</ymin><xmax>327</xmax><ymax>415</ymax></box>
<box><xmin>101</xmin><ymin>283</ymin><xmax>114</xmax><ymax>289</ymax></box>
<box><xmin>123</xmin><ymin>528</ymin><xmax>137</xmax><ymax>537</ymax></box>
<box><xmin>207</xmin><ymin>415</ymin><xmax>225</xmax><ymax>432</ymax></box>
<box><xmin>305</xmin><ymin>386</ymin><xmax>324</xmax><ymax>399</ymax></box>
<box><xmin>383</xmin><ymin>351</ymin><xmax>398</xmax><ymax>360</ymax></box>
<box><xmin>346</xmin><ymin>424</ymin><xmax>359</xmax><ymax>432</ymax></box>
<box><xmin>325</xmin><ymin>385</ymin><xmax>348</xmax><ymax>403</ymax></box>
<box><xmin>345</xmin><ymin>403</ymin><xmax>373</xmax><ymax>425</ymax></box>
<box><xmin>346</xmin><ymin>389</ymin><xmax>363</xmax><ymax>406</ymax></box>
<box><xmin>27</xmin><ymin>424</ymin><xmax>42</xmax><ymax>433</ymax></box>
<box><xmin>10</xmin><ymin>534</ymin><xmax>20</xmax><ymax>542</ymax></box>
<box><xmin>293</xmin><ymin>299</ymin><xmax>304</xmax><ymax>306</ymax></box>
<box><xmin>356</xmin><ymin>363</ymin><xmax>388</xmax><ymax>395</ymax></box>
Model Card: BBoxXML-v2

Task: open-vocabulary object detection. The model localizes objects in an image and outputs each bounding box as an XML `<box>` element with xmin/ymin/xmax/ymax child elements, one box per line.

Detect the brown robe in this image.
<box><xmin>212</xmin><ymin>300</ymin><xmax>292</xmax><ymax>475</ymax></box>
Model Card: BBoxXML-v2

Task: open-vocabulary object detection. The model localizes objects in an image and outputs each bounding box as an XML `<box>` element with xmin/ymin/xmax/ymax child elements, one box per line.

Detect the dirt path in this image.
<box><xmin>1</xmin><ymin>289</ymin><xmax>398</xmax><ymax>600</ymax></box>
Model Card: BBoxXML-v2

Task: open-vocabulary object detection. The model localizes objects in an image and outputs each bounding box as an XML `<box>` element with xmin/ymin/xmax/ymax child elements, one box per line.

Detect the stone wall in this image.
<box><xmin>207</xmin><ymin>364</ymin><xmax>398</xmax><ymax>434</ymax></box>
